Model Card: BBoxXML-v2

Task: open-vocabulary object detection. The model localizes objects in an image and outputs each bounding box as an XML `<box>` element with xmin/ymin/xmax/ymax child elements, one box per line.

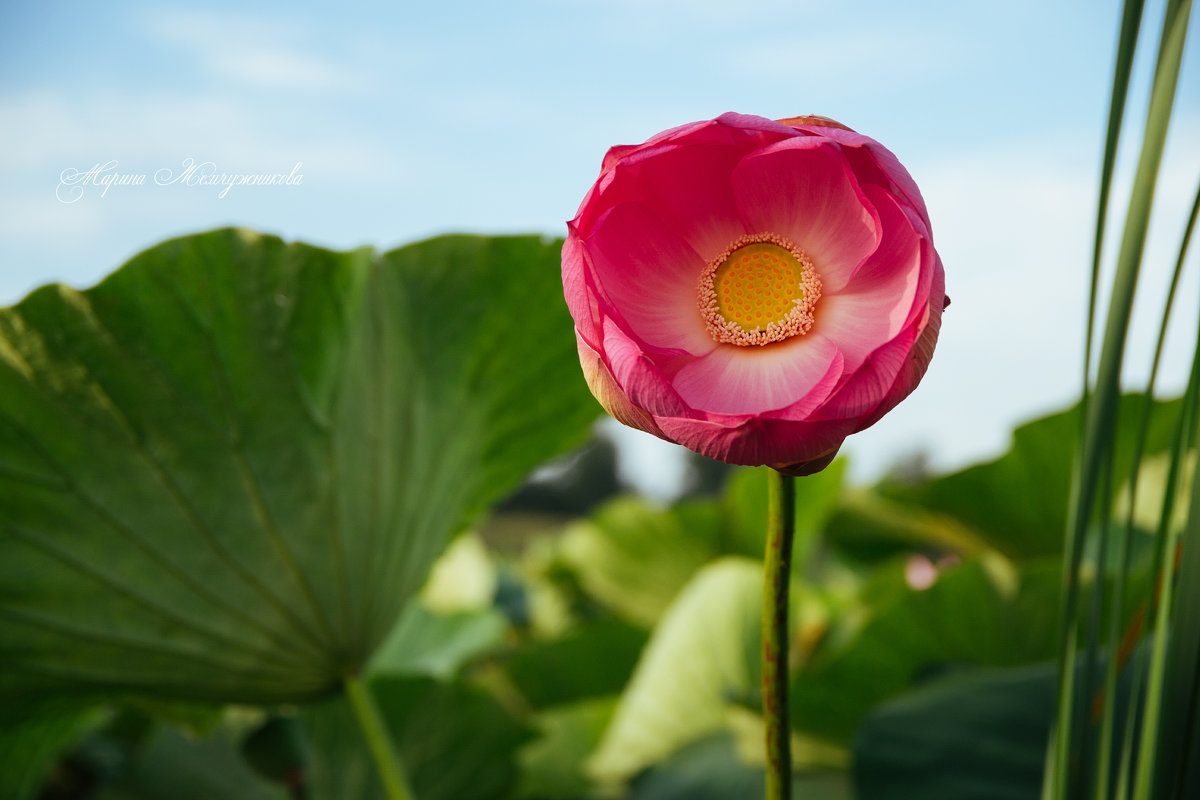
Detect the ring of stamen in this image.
<box><xmin>697</xmin><ymin>233</ymin><xmax>822</xmax><ymax>346</ymax></box>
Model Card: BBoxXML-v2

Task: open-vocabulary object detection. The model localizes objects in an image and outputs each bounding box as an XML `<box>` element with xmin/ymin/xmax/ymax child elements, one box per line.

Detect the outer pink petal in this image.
<box><xmin>671</xmin><ymin>334</ymin><xmax>842</xmax><ymax>416</ymax></box>
<box><xmin>715</xmin><ymin>112</ymin><xmax>803</xmax><ymax>138</ymax></box>
<box><xmin>818</xmin><ymin>253</ymin><xmax>945</xmax><ymax>423</ymax></box>
<box><xmin>584</xmin><ymin>203</ymin><xmax>716</xmax><ymax>356</ymax></box>
<box><xmin>731</xmin><ymin>137</ymin><xmax>880</xmax><ymax>294</ymax></box>
<box><xmin>815</xmin><ymin>323</ymin><xmax>920</xmax><ymax>420</ymax></box>
<box><xmin>791</xmin><ymin>124</ymin><xmax>932</xmax><ymax>229</ymax></box>
<box><xmin>601</xmin><ymin>120</ymin><xmax>712</xmax><ymax>171</ymax></box>
<box><xmin>576</xmin><ymin>333</ymin><xmax>667</xmax><ymax>441</ymax></box>
<box><xmin>562</xmin><ymin>226</ymin><xmax>602</xmax><ymax>347</ymax></box>
<box><xmin>868</xmin><ymin>255</ymin><xmax>945</xmax><ymax>421</ymax></box>
<box><xmin>842</xmin><ymin>185</ymin><xmax>923</xmax><ymax>296</ymax></box>
<box><xmin>622</xmin><ymin>114</ymin><xmax>794</xmax><ymax>159</ymax></box>
<box><xmin>656</xmin><ymin>413</ymin><xmax>857</xmax><ymax>467</ymax></box>
<box><xmin>814</xmin><ymin>186</ymin><xmax>922</xmax><ymax>373</ymax></box>
<box><xmin>897</xmin><ymin>206</ymin><xmax>939</xmax><ymax>330</ymax></box>
<box><xmin>572</xmin><ymin>166</ymin><xmax>641</xmax><ymax>235</ymax></box>
<box><xmin>579</xmin><ymin>117</ymin><xmax>794</xmax><ymax>236</ymax></box>
<box><xmin>600</xmin><ymin>316</ymin><xmax>694</xmax><ymax>419</ymax></box>
<box><xmin>592</xmin><ymin>123</ymin><xmax>721</xmax><ymax>193</ymax></box>
<box><xmin>773</xmin><ymin>446</ymin><xmax>842</xmax><ymax>476</ymax></box>
<box><xmin>852</xmin><ymin>287</ymin><xmax>943</xmax><ymax>433</ymax></box>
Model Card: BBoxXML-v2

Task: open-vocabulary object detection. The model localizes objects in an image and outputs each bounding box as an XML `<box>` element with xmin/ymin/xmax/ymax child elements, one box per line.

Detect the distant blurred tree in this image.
<box><xmin>499</xmin><ymin>434</ymin><xmax>623</xmax><ymax>516</ymax></box>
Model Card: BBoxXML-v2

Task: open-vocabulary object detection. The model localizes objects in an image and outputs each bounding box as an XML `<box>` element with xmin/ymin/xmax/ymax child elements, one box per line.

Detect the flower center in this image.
<box><xmin>698</xmin><ymin>233</ymin><xmax>821</xmax><ymax>346</ymax></box>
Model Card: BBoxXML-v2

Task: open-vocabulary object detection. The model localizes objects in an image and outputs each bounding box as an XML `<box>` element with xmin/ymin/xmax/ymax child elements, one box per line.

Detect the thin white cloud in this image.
<box><xmin>209</xmin><ymin>50</ymin><xmax>351</xmax><ymax>92</ymax></box>
<box><xmin>730</xmin><ymin>27</ymin><xmax>963</xmax><ymax>84</ymax></box>
<box><xmin>141</xmin><ymin>8</ymin><xmax>366</xmax><ymax>93</ymax></box>
<box><xmin>540</xmin><ymin>0</ymin><xmax>800</xmax><ymax>22</ymax></box>
<box><xmin>0</xmin><ymin>89</ymin><xmax>399</xmax><ymax>178</ymax></box>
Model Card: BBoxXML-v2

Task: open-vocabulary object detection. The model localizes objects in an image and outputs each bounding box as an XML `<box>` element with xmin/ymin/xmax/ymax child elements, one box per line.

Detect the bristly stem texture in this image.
<box><xmin>764</xmin><ymin>468</ymin><xmax>796</xmax><ymax>800</ymax></box>
<box><xmin>343</xmin><ymin>672</ymin><xmax>416</xmax><ymax>800</ymax></box>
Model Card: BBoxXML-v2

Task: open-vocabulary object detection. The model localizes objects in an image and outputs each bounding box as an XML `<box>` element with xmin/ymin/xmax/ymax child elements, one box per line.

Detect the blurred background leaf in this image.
<box><xmin>853</xmin><ymin>663</ymin><xmax>1057</xmax><ymax>800</ymax></box>
<box><xmin>828</xmin><ymin>395</ymin><xmax>1184</xmax><ymax>561</ymax></box>
<box><xmin>789</xmin><ymin>556</ymin><xmax>1062</xmax><ymax>743</ymax></box>
<box><xmin>304</xmin><ymin>675</ymin><xmax>532</xmax><ymax>800</ymax></box>
<box><xmin>515</xmin><ymin>696</ymin><xmax>617</xmax><ymax>799</ymax></box>
<box><xmin>505</xmin><ymin>618</ymin><xmax>647</xmax><ymax>710</ymax></box>
<box><xmin>369</xmin><ymin>602</ymin><xmax>509</xmax><ymax>682</ymax></box>
<box><xmin>629</xmin><ymin>732</ymin><xmax>852</xmax><ymax>800</ymax></box>
<box><xmin>91</xmin><ymin>724</ymin><xmax>288</xmax><ymax>800</ymax></box>
<box><xmin>585</xmin><ymin>557</ymin><xmax>764</xmax><ymax>786</ymax></box>
<box><xmin>0</xmin><ymin>702</ymin><xmax>110</xmax><ymax>800</ymax></box>
<box><xmin>553</xmin><ymin>464</ymin><xmax>845</xmax><ymax>630</ymax></box>
<box><xmin>556</xmin><ymin>498</ymin><xmax>726</xmax><ymax>629</ymax></box>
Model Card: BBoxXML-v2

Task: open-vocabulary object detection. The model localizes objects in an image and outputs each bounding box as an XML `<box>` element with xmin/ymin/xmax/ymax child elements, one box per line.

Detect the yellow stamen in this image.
<box><xmin>698</xmin><ymin>233</ymin><xmax>821</xmax><ymax>346</ymax></box>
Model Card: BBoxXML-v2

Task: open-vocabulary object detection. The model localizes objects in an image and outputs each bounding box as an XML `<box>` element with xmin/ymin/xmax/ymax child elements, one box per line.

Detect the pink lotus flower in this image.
<box><xmin>563</xmin><ymin>113</ymin><xmax>946</xmax><ymax>476</ymax></box>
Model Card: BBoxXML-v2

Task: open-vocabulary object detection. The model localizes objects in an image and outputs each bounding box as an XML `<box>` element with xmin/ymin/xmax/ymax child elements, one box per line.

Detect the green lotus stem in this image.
<box><xmin>763</xmin><ymin>468</ymin><xmax>796</xmax><ymax>800</ymax></box>
<box><xmin>343</xmin><ymin>672</ymin><xmax>416</xmax><ymax>800</ymax></box>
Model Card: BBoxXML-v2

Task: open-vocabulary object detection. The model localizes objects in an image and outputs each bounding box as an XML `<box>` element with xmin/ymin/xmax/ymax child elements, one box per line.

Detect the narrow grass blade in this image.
<box><xmin>1047</xmin><ymin>0</ymin><xmax>1194</xmax><ymax>796</ymax></box>
<box><xmin>1098</xmin><ymin>177</ymin><xmax>1200</xmax><ymax>800</ymax></box>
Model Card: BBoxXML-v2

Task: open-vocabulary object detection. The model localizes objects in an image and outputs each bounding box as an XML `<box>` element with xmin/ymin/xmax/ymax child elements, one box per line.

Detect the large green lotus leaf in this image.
<box><xmin>586</xmin><ymin>557</ymin><xmax>763</xmax><ymax>785</ymax></box>
<box><xmin>304</xmin><ymin>675</ymin><xmax>532</xmax><ymax>800</ymax></box>
<box><xmin>852</xmin><ymin>664</ymin><xmax>1056</xmax><ymax>800</ymax></box>
<box><xmin>0</xmin><ymin>229</ymin><xmax>598</xmax><ymax>705</ymax></box>
<box><xmin>832</xmin><ymin>395</ymin><xmax>1185</xmax><ymax>560</ymax></box>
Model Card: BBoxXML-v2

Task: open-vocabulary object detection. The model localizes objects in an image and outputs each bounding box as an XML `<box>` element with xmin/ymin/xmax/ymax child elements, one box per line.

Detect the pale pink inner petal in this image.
<box><xmin>671</xmin><ymin>334</ymin><xmax>841</xmax><ymax>416</ymax></box>
<box><xmin>731</xmin><ymin>138</ymin><xmax>879</xmax><ymax>294</ymax></box>
<box><xmin>812</xmin><ymin>292</ymin><xmax>906</xmax><ymax>374</ymax></box>
<box><xmin>821</xmin><ymin>299</ymin><xmax>939</xmax><ymax>428</ymax></box>
<box><xmin>815</xmin><ymin>324</ymin><xmax>918</xmax><ymax>420</ymax></box>
<box><xmin>813</xmin><ymin>187</ymin><xmax>922</xmax><ymax>372</ymax></box>
<box><xmin>585</xmin><ymin>203</ymin><xmax>717</xmax><ymax>357</ymax></box>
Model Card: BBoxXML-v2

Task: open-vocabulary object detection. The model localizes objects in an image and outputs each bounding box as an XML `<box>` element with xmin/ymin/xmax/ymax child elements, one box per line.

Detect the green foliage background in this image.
<box><xmin>0</xmin><ymin>224</ymin><xmax>1191</xmax><ymax>799</ymax></box>
<box><xmin>1</xmin><ymin>2</ymin><xmax>1196</xmax><ymax>791</ymax></box>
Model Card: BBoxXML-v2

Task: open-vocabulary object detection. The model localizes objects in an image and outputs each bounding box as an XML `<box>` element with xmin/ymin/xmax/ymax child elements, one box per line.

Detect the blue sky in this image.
<box><xmin>1</xmin><ymin>0</ymin><xmax>1198</xmax><ymax>489</ymax></box>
